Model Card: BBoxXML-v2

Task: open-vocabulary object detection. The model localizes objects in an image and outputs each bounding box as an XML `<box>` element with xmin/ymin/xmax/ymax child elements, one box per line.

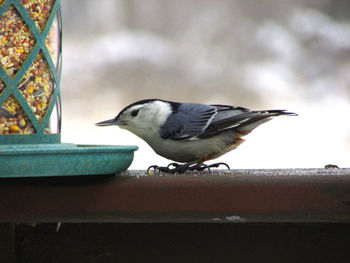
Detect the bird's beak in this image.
<box><xmin>95</xmin><ymin>118</ymin><xmax>118</xmax><ymax>127</ymax></box>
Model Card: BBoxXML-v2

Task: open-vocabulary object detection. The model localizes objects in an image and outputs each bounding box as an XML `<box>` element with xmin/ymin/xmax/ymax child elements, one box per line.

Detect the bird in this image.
<box><xmin>96</xmin><ymin>99</ymin><xmax>297</xmax><ymax>173</ymax></box>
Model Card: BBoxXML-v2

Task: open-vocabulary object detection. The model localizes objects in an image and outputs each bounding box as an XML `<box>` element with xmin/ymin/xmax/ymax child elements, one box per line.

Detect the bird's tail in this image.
<box><xmin>235</xmin><ymin>110</ymin><xmax>297</xmax><ymax>135</ymax></box>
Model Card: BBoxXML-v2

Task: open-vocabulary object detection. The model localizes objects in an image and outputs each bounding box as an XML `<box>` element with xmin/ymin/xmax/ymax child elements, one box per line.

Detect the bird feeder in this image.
<box><xmin>0</xmin><ymin>0</ymin><xmax>137</xmax><ymax>177</ymax></box>
<box><xmin>0</xmin><ymin>0</ymin><xmax>61</xmax><ymax>142</ymax></box>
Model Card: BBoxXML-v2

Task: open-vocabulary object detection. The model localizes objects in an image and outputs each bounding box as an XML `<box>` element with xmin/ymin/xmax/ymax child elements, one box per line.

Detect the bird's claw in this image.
<box><xmin>147</xmin><ymin>162</ymin><xmax>230</xmax><ymax>174</ymax></box>
<box><xmin>167</xmin><ymin>162</ymin><xmax>180</xmax><ymax>169</ymax></box>
<box><xmin>146</xmin><ymin>165</ymin><xmax>169</xmax><ymax>174</ymax></box>
<box><xmin>188</xmin><ymin>162</ymin><xmax>230</xmax><ymax>172</ymax></box>
<box><xmin>146</xmin><ymin>163</ymin><xmax>188</xmax><ymax>174</ymax></box>
<box><xmin>207</xmin><ymin>162</ymin><xmax>231</xmax><ymax>171</ymax></box>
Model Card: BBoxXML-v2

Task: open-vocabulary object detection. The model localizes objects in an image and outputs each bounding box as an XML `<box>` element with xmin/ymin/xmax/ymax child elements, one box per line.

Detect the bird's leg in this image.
<box><xmin>167</xmin><ymin>162</ymin><xmax>181</xmax><ymax>169</ymax></box>
<box><xmin>147</xmin><ymin>162</ymin><xmax>195</xmax><ymax>174</ymax></box>
<box><xmin>165</xmin><ymin>162</ymin><xmax>193</xmax><ymax>173</ymax></box>
<box><xmin>147</xmin><ymin>163</ymin><xmax>187</xmax><ymax>174</ymax></box>
<box><xmin>186</xmin><ymin>163</ymin><xmax>208</xmax><ymax>171</ymax></box>
<box><xmin>147</xmin><ymin>165</ymin><xmax>174</xmax><ymax>174</ymax></box>
<box><xmin>147</xmin><ymin>161</ymin><xmax>230</xmax><ymax>174</ymax></box>
<box><xmin>206</xmin><ymin>162</ymin><xmax>230</xmax><ymax>171</ymax></box>
<box><xmin>187</xmin><ymin>162</ymin><xmax>230</xmax><ymax>172</ymax></box>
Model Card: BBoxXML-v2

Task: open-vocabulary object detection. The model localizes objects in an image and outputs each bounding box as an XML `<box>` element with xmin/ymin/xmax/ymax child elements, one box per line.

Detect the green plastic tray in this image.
<box><xmin>0</xmin><ymin>144</ymin><xmax>138</xmax><ymax>177</ymax></box>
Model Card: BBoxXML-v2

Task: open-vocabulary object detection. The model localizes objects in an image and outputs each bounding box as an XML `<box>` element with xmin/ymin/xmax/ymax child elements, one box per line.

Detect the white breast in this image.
<box><xmin>142</xmin><ymin>130</ymin><xmax>240</xmax><ymax>163</ymax></box>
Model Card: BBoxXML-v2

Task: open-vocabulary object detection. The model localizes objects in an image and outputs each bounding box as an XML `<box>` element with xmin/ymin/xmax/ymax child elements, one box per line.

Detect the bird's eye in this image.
<box><xmin>131</xmin><ymin>109</ymin><xmax>139</xmax><ymax>117</ymax></box>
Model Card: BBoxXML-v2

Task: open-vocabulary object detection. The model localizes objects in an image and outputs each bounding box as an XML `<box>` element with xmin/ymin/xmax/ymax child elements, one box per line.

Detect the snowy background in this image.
<box><xmin>60</xmin><ymin>0</ymin><xmax>350</xmax><ymax>169</ymax></box>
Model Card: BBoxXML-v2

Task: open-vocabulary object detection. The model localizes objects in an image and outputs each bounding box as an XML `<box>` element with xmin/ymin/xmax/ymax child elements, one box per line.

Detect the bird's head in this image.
<box><xmin>96</xmin><ymin>99</ymin><xmax>173</xmax><ymax>138</ymax></box>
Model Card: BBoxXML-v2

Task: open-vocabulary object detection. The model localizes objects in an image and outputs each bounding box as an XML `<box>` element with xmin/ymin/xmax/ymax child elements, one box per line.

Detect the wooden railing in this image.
<box><xmin>1</xmin><ymin>168</ymin><xmax>349</xmax><ymax>223</ymax></box>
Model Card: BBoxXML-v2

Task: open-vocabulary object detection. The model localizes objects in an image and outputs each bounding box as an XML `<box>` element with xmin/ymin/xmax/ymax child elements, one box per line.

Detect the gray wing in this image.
<box><xmin>160</xmin><ymin>103</ymin><xmax>296</xmax><ymax>140</ymax></box>
<box><xmin>159</xmin><ymin>103</ymin><xmax>217</xmax><ymax>140</ymax></box>
<box><xmin>199</xmin><ymin>105</ymin><xmax>296</xmax><ymax>138</ymax></box>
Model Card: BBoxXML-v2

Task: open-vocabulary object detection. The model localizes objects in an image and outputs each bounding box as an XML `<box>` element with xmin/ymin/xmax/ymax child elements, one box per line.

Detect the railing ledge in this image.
<box><xmin>1</xmin><ymin>168</ymin><xmax>349</xmax><ymax>223</ymax></box>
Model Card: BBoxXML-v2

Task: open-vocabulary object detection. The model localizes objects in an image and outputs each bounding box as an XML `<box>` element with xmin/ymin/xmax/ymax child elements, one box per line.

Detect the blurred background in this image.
<box><xmin>60</xmin><ymin>0</ymin><xmax>350</xmax><ymax>169</ymax></box>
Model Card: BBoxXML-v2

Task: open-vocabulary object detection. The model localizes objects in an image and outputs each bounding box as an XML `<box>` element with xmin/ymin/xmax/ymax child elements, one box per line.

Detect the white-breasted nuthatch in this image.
<box><xmin>96</xmin><ymin>99</ymin><xmax>297</xmax><ymax>173</ymax></box>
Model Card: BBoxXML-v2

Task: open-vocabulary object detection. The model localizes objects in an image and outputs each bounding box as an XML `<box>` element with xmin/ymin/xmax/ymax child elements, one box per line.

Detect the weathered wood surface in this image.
<box><xmin>0</xmin><ymin>168</ymin><xmax>349</xmax><ymax>222</ymax></box>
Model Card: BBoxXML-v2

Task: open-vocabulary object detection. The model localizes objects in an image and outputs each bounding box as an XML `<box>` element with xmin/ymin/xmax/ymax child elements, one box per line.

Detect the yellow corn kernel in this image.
<box><xmin>37</xmin><ymin>102</ymin><xmax>46</xmax><ymax>110</ymax></box>
<box><xmin>7</xmin><ymin>106</ymin><xmax>15</xmax><ymax>113</ymax></box>
<box><xmin>10</xmin><ymin>124</ymin><xmax>19</xmax><ymax>133</ymax></box>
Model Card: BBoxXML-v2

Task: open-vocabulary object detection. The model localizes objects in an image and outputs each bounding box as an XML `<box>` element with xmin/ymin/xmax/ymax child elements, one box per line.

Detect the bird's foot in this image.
<box><xmin>147</xmin><ymin>162</ymin><xmax>230</xmax><ymax>174</ymax></box>
<box><xmin>147</xmin><ymin>163</ymin><xmax>190</xmax><ymax>174</ymax></box>
<box><xmin>198</xmin><ymin>162</ymin><xmax>231</xmax><ymax>172</ymax></box>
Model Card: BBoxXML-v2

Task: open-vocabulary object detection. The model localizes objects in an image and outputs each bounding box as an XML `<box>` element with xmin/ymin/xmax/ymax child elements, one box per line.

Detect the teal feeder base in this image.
<box><xmin>0</xmin><ymin>144</ymin><xmax>138</xmax><ymax>177</ymax></box>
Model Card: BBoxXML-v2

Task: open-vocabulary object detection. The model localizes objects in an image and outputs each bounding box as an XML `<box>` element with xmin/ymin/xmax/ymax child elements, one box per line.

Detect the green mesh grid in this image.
<box><xmin>0</xmin><ymin>0</ymin><xmax>62</xmax><ymax>144</ymax></box>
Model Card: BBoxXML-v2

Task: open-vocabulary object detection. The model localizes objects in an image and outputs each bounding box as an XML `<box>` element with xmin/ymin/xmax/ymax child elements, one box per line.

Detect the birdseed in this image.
<box><xmin>0</xmin><ymin>0</ymin><xmax>58</xmax><ymax>134</ymax></box>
